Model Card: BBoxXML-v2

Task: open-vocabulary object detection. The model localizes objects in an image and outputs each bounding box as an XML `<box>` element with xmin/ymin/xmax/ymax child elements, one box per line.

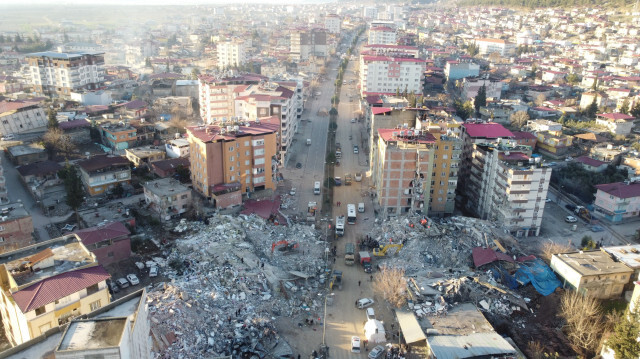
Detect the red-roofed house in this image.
<box><xmin>596</xmin><ymin>113</ymin><xmax>637</xmax><ymax>135</ymax></box>
<box><xmin>0</xmin><ymin>236</ymin><xmax>111</xmax><ymax>345</ymax></box>
<box><xmin>76</xmin><ymin>155</ymin><xmax>131</xmax><ymax>196</ymax></box>
<box><xmin>575</xmin><ymin>156</ymin><xmax>609</xmax><ymax>172</ymax></box>
<box><xmin>72</xmin><ymin>221</ymin><xmax>131</xmax><ymax>266</ymax></box>
<box><xmin>594</xmin><ymin>182</ymin><xmax>640</xmax><ymax>222</ymax></box>
<box><xmin>511</xmin><ymin>131</ymin><xmax>537</xmax><ymax>149</ymax></box>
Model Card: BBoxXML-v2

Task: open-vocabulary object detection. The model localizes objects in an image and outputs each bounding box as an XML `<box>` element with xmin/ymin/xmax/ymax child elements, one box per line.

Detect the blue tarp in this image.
<box><xmin>515</xmin><ymin>259</ymin><xmax>561</xmax><ymax>296</ymax></box>
<box><xmin>490</xmin><ymin>267</ymin><xmax>519</xmax><ymax>290</ymax></box>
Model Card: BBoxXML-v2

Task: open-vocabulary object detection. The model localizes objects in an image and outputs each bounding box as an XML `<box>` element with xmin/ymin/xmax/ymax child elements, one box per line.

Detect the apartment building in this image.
<box><xmin>0</xmin><ymin>202</ymin><xmax>33</xmax><ymax>254</ymax></box>
<box><xmin>198</xmin><ymin>74</ymin><xmax>263</xmax><ymax>124</ymax></box>
<box><xmin>217</xmin><ymin>40</ymin><xmax>246</xmax><ymax>69</ymax></box>
<box><xmin>325</xmin><ymin>14</ymin><xmax>342</xmax><ymax>34</ymax></box>
<box><xmin>466</xmin><ymin>142</ymin><xmax>550</xmax><ymax>237</ymax></box>
<box><xmin>76</xmin><ymin>155</ymin><xmax>131</xmax><ymax>196</ymax></box>
<box><xmin>0</xmin><ymin>100</ymin><xmax>47</xmax><ymax>136</ymax></box>
<box><xmin>474</xmin><ymin>38</ymin><xmax>516</xmax><ymax>57</ymax></box>
<box><xmin>0</xmin><ymin>162</ymin><xmax>7</xmax><ymax>206</ymax></box>
<box><xmin>143</xmin><ymin>178</ymin><xmax>192</xmax><ymax>222</ymax></box>
<box><xmin>361</xmin><ymin>44</ymin><xmax>419</xmax><ymax>58</ymax></box>
<box><xmin>72</xmin><ymin>221</ymin><xmax>131</xmax><ymax>266</ymax></box>
<box><xmin>125</xmin><ymin>146</ymin><xmax>166</xmax><ymax>168</ymax></box>
<box><xmin>0</xmin><ymin>236</ymin><xmax>111</xmax><ymax>346</ymax></box>
<box><xmin>290</xmin><ymin>29</ymin><xmax>327</xmax><ymax>61</ymax></box>
<box><xmin>444</xmin><ymin>60</ymin><xmax>480</xmax><ymax>81</ymax></box>
<box><xmin>359</xmin><ymin>55</ymin><xmax>426</xmax><ymax>96</ymax></box>
<box><xmin>99</xmin><ymin>123</ymin><xmax>137</xmax><ymax>150</ymax></box>
<box><xmin>363</xmin><ymin>6</ymin><xmax>378</xmax><ymax>19</ymax></box>
<box><xmin>26</xmin><ymin>51</ymin><xmax>105</xmax><ymax>99</ymax></box>
<box><xmin>461</xmin><ymin>78</ymin><xmax>503</xmax><ymax>100</ymax></box>
<box><xmin>594</xmin><ymin>181</ymin><xmax>640</xmax><ymax>223</ymax></box>
<box><xmin>187</xmin><ymin>122</ymin><xmax>279</xmax><ymax>208</ymax></box>
<box><xmin>429</xmin><ymin>133</ymin><xmax>462</xmax><ymax>217</ymax></box>
<box><xmin>368</xmin><ymin>26</ymin><xmax>397</xmax><ymax>45</ymax></box>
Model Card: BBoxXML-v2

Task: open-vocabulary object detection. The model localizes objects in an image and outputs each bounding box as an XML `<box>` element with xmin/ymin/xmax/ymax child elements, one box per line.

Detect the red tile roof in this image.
<box><xmin>12</xmin><ymin>265</ymin><xmax>110</xmax><ymax>313</ymax></box>
<box><xmin>597</xmin><ymin>113</ymin><xmax>635</xmax><ymax>121</ymax></box>
<box><xmin>58</xmin><ymin>119</ymin><xmax>90</xmax><ymax>130</ymax></box>
<box><xmin>463</xmin><ymin>123</ymin><xmax>514</xmax><ymax>139</ymax></box>
<box><xmin>72</xmin><ymin>221</ymin><xmax>130</xmax><ymax>246</ymax></box>
<box><xmin>511</xmin><ymin>131</ymin><xmax>537</xmax><ymax>140</ymax></box>
<box><xmin>77</xmin><ymin>155</ymin><xmax>130</xmax><ymax>172</ymax></box>
<box><xmin>596</xmin><ymin>182</ymin><xmax>640</xmax><ymax>199</ymax></box>
<box><xmin>372</xmin><ymin>107</ymin><xmax>393</xmax><ymax>115</ymax></box>
<box><xmin>575</xmin><ymin>156</ymin><xmax>608</xmax><ymax>167</ymax></box>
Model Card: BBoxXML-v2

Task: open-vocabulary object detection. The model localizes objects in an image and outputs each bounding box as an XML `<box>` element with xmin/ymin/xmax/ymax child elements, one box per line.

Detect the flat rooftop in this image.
<box><xmin>126</xmin><ymin>146</ymin><xmax>165</xmax><ymax>158</ymax></box>
<box><xmin>428</xmin><ymin>303</ymin><xmax>494</xmax><ymax>335</ymax></box>
<box><xmin>553</xmin><ymin>250</ymin><xmax>633</xmax><ymax>276</ymax></box>
<box><xmin>58</xmin><ymin>318</ymin><xmax>126</xmax><ymax>351</ymax></box>
<box><xmin>0</xmin><ymin>202</ymin><xmax>30</xmax><ymax>221</ymax></box>
<box><xmin>143</xmin><ymin>178</ymin><xmax>190</xmax><ymax>197</ymax></box>
<box><xmin>601</xmin><ymin>245</ymin><xmax>640</xmax><ymax>269</ymax></box>
<box><xmin>0</xmin><ymin>236</ymin><xmax>93</xmax><ymax>288</ymax></box>
<box><xmin>7</xmin><ymin>144</ymin><xmax>45</xmax><ymax>157</ymax></box>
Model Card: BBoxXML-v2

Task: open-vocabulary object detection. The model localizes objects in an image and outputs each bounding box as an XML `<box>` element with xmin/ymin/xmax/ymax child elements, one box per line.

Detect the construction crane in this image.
<box><xmin>372</xmin><ymin>244</ymin><xmax>403</xmax><ymax>257</ymax></box>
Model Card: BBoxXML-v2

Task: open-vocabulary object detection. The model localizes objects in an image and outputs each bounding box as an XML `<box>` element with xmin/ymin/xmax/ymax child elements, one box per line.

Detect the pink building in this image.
<box><xmin>594</xmin><ymin>182</ymin><xmax>640</xmax><ymax>223</ymax></box>
<box><xmin>72</xmin><ymin>221</ymin><xmax>131</xmax><ymax>266</ymax></box>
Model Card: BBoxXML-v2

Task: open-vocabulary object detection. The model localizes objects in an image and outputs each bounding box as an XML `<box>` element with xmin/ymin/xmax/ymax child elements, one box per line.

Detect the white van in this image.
<box><xmin>358</xmin><ymin>202</ymin><xmax>365</xmax><ymax>213</ymax></box>
<box><xmin>351</xmin><ymin>336</ymin><xmax>361</xmax><ymax>353</ymax></box>
<box><xmin>314</xmin><ymin>181</ymin><xmax>321</xmax><ymax>195</ymax></box>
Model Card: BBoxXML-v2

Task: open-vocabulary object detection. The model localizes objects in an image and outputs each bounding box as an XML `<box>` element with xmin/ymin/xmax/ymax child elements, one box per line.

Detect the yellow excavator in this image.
<box><xmin>372</xmin><ymin>244</ymin><xmax>403</xmax><ymax>257</ymax></box>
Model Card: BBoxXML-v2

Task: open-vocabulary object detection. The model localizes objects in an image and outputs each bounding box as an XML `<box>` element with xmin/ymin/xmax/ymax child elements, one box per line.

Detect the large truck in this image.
<box><xmin>307</xmin><ymin>202</ymin><xmax>317</xmax><ymax>222</ymax></box>
<box><xmin>330</xmin><ymin>270</ymin><xmax>342</xmax><ymax>290</ymax></box>
<box><xmin>336</xmin><ymin>142</ymin><xmax>342</xmax><ymax>159</ymax></box>
<box><xmin>336</xmin><ymin>215</ymin><xmax>345</xmax><ymax>237</ymax></box>
<box><xmin>344</xmin><ymin>173</ymin><xmax>352</xmax><ymax>185</ymax></box>
<box><xmin>358</xmin><ymin>251</ymin><xmax>372</xmax><ymax>273</ymax></box>
<box><xmin>345</xmin><ymin>243</ymin><xmax>355</xmax><ymax>265</ymax></box>
<box><xmin>347</xmin><ymin>204</ymin><xmax>357</xmax><ymax>224</ymax></box>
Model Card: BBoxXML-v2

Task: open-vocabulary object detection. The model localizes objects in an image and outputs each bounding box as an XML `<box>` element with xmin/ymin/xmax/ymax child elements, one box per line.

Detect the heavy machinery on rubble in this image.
<box><xmin>372</xmin><ymin>244</ymin><xmax>403</xmax><ymax>257</ymax></box>
<box><xmin>329</xmin><ymin>270</ymin><xmax>342</xmax><ymax>290</ymax></box>
<box><xmin>574</xmin><ymin>206</ymin><xmax>593</xmax><ymax>223</ymax></box>
<box><xmin>271</xmin><ymin>240</ymin><xmax>299</xmax><ymax>254</ymax></box>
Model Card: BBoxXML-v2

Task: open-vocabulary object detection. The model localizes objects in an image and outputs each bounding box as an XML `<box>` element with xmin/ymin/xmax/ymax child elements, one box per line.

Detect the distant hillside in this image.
<box><xmin>457</xmin><ymin>0</ymin><xmax>635</xmax><ymax>8</ymax></box>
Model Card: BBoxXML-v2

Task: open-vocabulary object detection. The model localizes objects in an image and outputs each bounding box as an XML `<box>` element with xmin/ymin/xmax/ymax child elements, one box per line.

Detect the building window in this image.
<box><xmin>89</xmin><ymin>300</ymin><xmax>102</xmax><ymax>311</ymax></box>
<box><xmin>0</xmin><ymin>226</ymin><xmax>4</xmax><ymax>232</ymax></box>
<box><xmin>86</xmin><ymin>283</ymin><xmax>100</xmax><ymax>296</ymax></box>
<box><xmin>35</xmin><ymin>306</ymin><xmax>46</xmax><ymax>316</ymax></box>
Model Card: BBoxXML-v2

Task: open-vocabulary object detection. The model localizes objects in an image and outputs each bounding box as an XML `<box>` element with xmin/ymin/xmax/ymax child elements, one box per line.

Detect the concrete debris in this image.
<box><xmin>147</xmin><ymin>213</ymin><xmax>330</xmax><ymax>358</ymax></box>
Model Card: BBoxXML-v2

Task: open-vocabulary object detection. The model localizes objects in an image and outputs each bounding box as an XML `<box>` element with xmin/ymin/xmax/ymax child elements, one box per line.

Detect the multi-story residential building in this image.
<box><xmin>187</xmin><ymin>122</ymin><xmax>279</xmax><ymax>208</ymax></box>
<box><xmin>466</xmin><ymin>142</ymin><xmax>550</xmax><ymax>237</ymax></box>
<box><xmin>363</xmin><ymin>6</ymin><xmax>378</xmax><ymax>19</ymax></box>
<box><xmin>359</xmin><ymin>55</ymin><xmax>426</xmax><ymax>96</ymax></box>
<box><xmin>26</xmin><ymin>51</ymin><xmax>105</xmax><ymax>99</ymax></box>
<box><xmin>595</xmin><ymin>113</ymin><xmax>637</xmax><ymax>136</ymax></box>
<box><xmin>594</xmin><ymin>181</ymin><xmax>640</xmax><ymax>223</ymax></box>
<box><xmin>368</xmin><ymin>25</ymin><xmax>397</xmax><ymax>45</ymax></box>
<box><xmin>0</xmin><ymin>161</ymin><xmax>8</xmax><ymax>205</ymax></box>
<box><xmin>72</xmin><ymin>221</ymin><xmax>131</xmax><ymax>266</ymax></box>
<box><xmin>165</xmin><ymin>138</ymin><xmax>190</xmax><ymax>158</ymax></box>
<box><xmin>551</xmin><ymin>250</ymin><xmax>632</xmax><ymax>299</ymax></box>
<box><xmin>0</xmin><ymin>202</ymin><xmax>33</xmax><ymax>254</ymax></box>
<box><xmin>361</xmin><ymin>44</ymin><xmax>419</xmax><ymax>58</ymax></box>
<box><xmin>444</xmin><ymin>60</ymin><xmax>480</xmax><ymax>81</ymax></box>
<box><xmin>0</xmin><ymin>235</ymin><xmax>111</xmax><ymax>346</ymax></box>
<box><xmin>99</xmin><ymin>123</ymin><xmax>137</xmax><ymax>150</ymax></box>
<box><xmin>217</xmin><ymin>40</ymin><xmax>246</xmax><ymax>69</ymax></box>
<box><xmin>324</xmin><ymin>14</ymin><xmax>341</xmax><ymax>34</ymax></box>
<box><xmin>198</xmin><ymin>74</ymin><xmax>264</xmax><ymax>124</ymax></box>
<box><xmin>474</xmin><ymin>38</ymin><xmax>515</xmax><ymax>57</ymax></box>
<box><xmin>0</xmin><ymin>100</ymin><xmax>47</xmax><ymax>136</ymax></box>
<box><xmin>143</xmin><ymin>178</ymin><xmax>192</xmax><ymax>222</ymax></box>
<box><xmin>125</xmin><ymin>146</ymin><xmax>166</xmax><ymax>168</ymax></box>
<box><xmin>290</xmin><ymin>29</ymin><xmax>327</xmax><ymax>61</ymax></box>
<box><xmin>76</xmin><ymin>155</ymin><xmax>131</xmax><ymax>196</ymax></box>
<box><xmin>461</xmin><ymin>78</ymin><xmax>503</xmax><ymax>100</ymax></box>
<box><xmin>535</xmin><ymin>131</ymin><xmax>573</xmax><ymax>156</ymax></box>
<box><xmin>371</xmin><ymin>128</ymin><xmax>461</xmax><ymax>217</ymax></box>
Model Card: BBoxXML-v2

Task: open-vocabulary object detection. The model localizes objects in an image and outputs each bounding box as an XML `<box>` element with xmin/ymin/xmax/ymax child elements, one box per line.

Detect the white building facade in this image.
<box><xmin>217</xmin><ymin>41</ymin><xmax>246</xmax><ymax>69</ymax></box>
<box><xmin>359</xmin><ymin>55</ymin><xmax>426</xmax><ymax>96</ymax></box>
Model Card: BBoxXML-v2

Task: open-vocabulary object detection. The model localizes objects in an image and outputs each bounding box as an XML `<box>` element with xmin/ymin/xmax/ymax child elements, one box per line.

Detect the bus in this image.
<box><xmin>347</xmin><ymin>204</ymin><xmax>356</xmax><ymax>224</ymax></box>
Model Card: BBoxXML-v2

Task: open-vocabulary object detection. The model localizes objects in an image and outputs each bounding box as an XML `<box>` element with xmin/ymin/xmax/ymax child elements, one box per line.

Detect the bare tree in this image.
<box><xmin>372</xmin><ymin>267</ymin><xmax>408</xmax><ymax>308</ymax></box>
<box><xmin>560</xmin><ymin>290</ymin><xmax>607</xmax><ymax>355</ymax></box>
<box><xmin>535</xmin><ymin>94</ymin><xmax>547</xmax><ymax>107</ymax></box>
<box><xmin>436</xmin><ymin>93</ymin><xmax>450</xmax><ymax>106</ymax></box>
<box><xmin>540</xmin><ymin>241</ymin><xmax>573</xmax><ymax>263</ymax></box>
<box><xmin>509</xmin><ymin>110</ymin><xmax>530</xmax><ymax>128</ymax></box>
<box><xmin>42</xmin><ymin>128</ymin><xmax>76</xmax><ymax>159</ymax></box>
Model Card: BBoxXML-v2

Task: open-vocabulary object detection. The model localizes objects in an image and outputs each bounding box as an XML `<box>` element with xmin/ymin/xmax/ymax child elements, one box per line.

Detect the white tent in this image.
<box><xmin>364</xmin><ymin>319</ymin><xmax>386</xmax><ymax>343</ymax></box>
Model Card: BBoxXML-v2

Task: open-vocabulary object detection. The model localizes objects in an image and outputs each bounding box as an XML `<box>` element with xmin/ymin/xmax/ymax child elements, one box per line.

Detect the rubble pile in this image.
<box><xmin>147</xmin><ymin>214</ymin><xmax>329</xmax><ymax>358</ymax></box>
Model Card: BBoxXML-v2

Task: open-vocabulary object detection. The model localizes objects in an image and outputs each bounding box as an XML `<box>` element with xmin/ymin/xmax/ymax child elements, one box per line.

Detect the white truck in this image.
<box><xmin>336</xmin><ymin>215</ymin><xmax>345</xmax><ymax>237</ymax></box>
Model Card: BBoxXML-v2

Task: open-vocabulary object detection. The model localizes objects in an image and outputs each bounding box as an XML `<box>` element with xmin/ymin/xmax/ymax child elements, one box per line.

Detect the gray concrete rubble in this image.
<box><xmin>147</xmin><ymin>213</ymin><xmax>330</xmax><ymax>358</ymax></box>
<box><xmin>364</xmin><ymin>214</ymin><xmax>531</xmax><ymax>319</ymax></box>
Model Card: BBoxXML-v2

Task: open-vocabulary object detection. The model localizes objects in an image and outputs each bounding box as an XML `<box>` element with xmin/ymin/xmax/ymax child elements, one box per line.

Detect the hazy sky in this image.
<box><xmin>1</xmin><ymin>0</ymin><xmax>318</xmax><ymax>4</ymax></box>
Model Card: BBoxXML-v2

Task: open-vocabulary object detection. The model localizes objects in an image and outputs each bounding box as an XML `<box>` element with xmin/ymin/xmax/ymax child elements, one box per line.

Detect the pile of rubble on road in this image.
<box><xmin>146</xmin><ymin>213</ymin><xmax>330</xmax><ymax>358</ymax></box>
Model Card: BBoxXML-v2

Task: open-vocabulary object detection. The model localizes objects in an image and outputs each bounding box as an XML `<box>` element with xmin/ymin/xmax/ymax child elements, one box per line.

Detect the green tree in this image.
<box><xmin>190</xmin><ymin>68</ymin><xmax>200</xmax><ymax>80</ymax></box>
<box><xmin>620</xmin><ymin>98</ymin><xmax>630</xmax><ymax>115</ymax></box>
<box><xmin>581</xmin><ymin>236</ymin><xmax>596</xmax><ymax>250</ymax></box>
<box><xmin>58</xmin><ymin>162</ymin><xmax>85</xmax><ymax>225</ymax></box>
<box><xmin>14</xmin><ymin>34</ymin><xmax>22</xmax><ymax>43</ymax></box>
<box><xmin>474</xmin><ymin>85</ymin><xmax>487</xmax><ymax>115</ymax></box>
<box><xmin>566</xmin><ymin>73</ymin><xmax>580</xmax><ymax>85</ymax></box>
<box><xmin>586</xmin><ymin>97</ymin><xmax>598</xmax><ymax>119</ymax></box>
<box><xmin>47</xmin><ymin>109</ymin><xmax>59</xmax><ymax>129</ymax></box>
<box><xmin>591</xmin><ymin>77</ymin><xmax>598</xmax><ymax>91</ymax></box>
<box><xmin>145</xmin><ymin>57</ymin><xmax>152</xmax><ymax>67</ymax></box>
<box><xmin>175</xmin><ymin>165</ymin><xmax>191</xmax><ymax>183</ymax></box>
<box><xmin>631</xmin><ymin>102</ymin><xmax>640</xmax><ymax>118</ymax></box>
<box><xmin>466</xmin><ymin>43</ymin><xmax>479</xmax><ymax>57</ymax></box>
<box><xmin>607</xmin><ymin>308</ymin><xmax>640</xmax><ymax>358</ymax></box>
<box><xmin>453</xmin><ymin>99</ymin><xmax>474</xmax><ymax>121</ymax></box>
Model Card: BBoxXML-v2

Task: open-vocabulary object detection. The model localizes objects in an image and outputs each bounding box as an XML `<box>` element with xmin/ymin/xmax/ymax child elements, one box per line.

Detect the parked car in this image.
<box><xmin>368</xmin><ymin>345</ymin><xmax>385</xmax><ymax>359</ymax></box>
<box><xmin>107</xmin><ymin>280</ymin><xmax>120</xmax><ymax>293</ymax></box>
<box><xmin>126</xmin><ymin>274</ymin><xmax>140</xmax><ymax>285</ymax></box>
<box><xmin>353</xmin><ymin>145</ymin><xmax>359</xmax><ymax>154</ymax></box>
<box><xmin>1</xmin><ymin>134</ymin><xmax>14</xmax><ymax>141</ymax></box>
<box><xmin>289</xmin><ymin>188</ymin><xmax>296</xmax><ymax>196</ymax></box>
<box><xmin>545</xmin><ymin>198</ymin><xmax>552</xmax><ymax>203</ymax></box>
<box><xmin>351</xmin><ymin>336</ymin><xmax>361</xmax><ymax>353</ymax></box>
<box><xmin>351</xmin><ymin>118</ymin><xmax>356</xmax><ymax>123</ymax></box>
<box><xmin>334</xmin><ymin>177</ymin><xmax>342</xmax><ymax>186</ymax></box>
<box><xmin>355</xmin><ymin>172</ymin><xmax>362</xmax><ymax>182</ymax></box>
<box><xmin>357</xmin><ymin>298</ymin><xmax>374</xmax><ymax>309</ymax></box>
<box><xmin>149</xmin><ymin>266</ymin><xmax>159</xmax><ymax>277</ymax></box>
<box><xmin>565</xmin><ymin>204</ymin><xmax>577</xmax><ymax>211</ymax></box>
<box><xmin>366</xmin><ymin>307</ymin><xmax>375</xmax><ymax>320</ymax></box>
<box><xmin>565</xmin><ymin>215</ymin><xmax>578</xmax><ymax>223</ymax></box>
<box><xmin>591</xmin><ymin>225</ymin><xmax>605</xmax><ymax>232</ymax></box>
<box><xmin>116</xmin><ymin>277</ymin><xmax>130</xmax><ymax>289</ymax></box>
